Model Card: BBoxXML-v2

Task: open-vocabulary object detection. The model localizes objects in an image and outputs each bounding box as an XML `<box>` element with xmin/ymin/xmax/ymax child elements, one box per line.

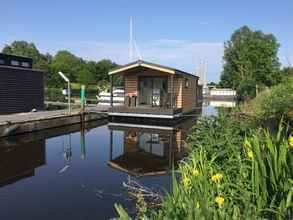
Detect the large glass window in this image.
<box><xmin>138</xmin><ymin>76</ymin><xmax>168</xmax><ymax>107</ymax></box>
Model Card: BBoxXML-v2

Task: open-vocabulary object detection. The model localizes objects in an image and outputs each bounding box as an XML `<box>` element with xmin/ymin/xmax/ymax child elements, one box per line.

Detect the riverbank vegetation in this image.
<box><xmin>114</xmin><ymin>114</ymin><xmax>293</xmax><ymax>219</ymax></box>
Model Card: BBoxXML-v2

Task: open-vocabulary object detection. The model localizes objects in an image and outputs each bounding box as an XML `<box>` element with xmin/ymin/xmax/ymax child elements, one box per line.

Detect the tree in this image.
<box><xmin>49</xmin><ymin>50</ymin><xmax>85</xmax><ymax>87</ymax></box>
<box><xmin>219</xmin><ymin>26</ymin><xmax>281</xmax><ymax>99</ymax></box>
<box><xmin>280</xmin><ymin>67</ymin><xmax>293</xmax><ymax>81</ymax></box>
<box><xmin>96</xmin><ymin>59</ymin><xmax>118</xmax><ymax>81</ymax></box>
<box><xmin>77</xmin><ymin>67</ymin><xmax>96</xmax><ymax>86</ymax></box>
<box><xmin>2</xmin><ymin>41</ymin><xmax>51</xmax><ymax>72</ymax></box>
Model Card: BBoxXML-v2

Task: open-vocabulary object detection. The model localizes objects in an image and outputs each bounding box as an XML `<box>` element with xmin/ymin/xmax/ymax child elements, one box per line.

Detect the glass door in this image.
<box><xmin>138</xmin><ymin>76</ymin><xmax>168</xmax><ymax>107</ymax></box>
<box><xmin>138</xmin><ymin>77</ymin><xmax>152</xmax><ymax>106</ymax></box>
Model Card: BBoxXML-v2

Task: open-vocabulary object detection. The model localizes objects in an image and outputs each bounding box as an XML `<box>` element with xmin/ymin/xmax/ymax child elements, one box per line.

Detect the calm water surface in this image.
<box><xmin>0</xmin><ymin>104</ymin><xmax>227</xmax><ymax>220</ymax></box>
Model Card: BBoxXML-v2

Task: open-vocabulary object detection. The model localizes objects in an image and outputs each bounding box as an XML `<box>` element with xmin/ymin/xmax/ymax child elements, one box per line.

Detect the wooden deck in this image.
<box><xmin>109</xmin><ymin>105</ymin><xmax>182</xmax><ymax>116</ymax></box>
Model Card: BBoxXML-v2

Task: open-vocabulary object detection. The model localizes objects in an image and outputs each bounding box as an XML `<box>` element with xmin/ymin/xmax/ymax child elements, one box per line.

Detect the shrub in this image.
<box><xmin>249</xmin><ymin>78</ymin><xmax>293</xmax><ymax>123</ymax></box>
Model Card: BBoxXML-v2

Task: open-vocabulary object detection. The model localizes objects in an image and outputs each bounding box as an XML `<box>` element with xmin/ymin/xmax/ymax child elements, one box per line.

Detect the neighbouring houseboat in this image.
<box><xmin>108</xmin><ymin>60</ymin><xmax>200</xmax><ymax>120</ymax></box>
<box><xmin>97</xmin><ymin>87</ymin><xmax>125</xmax><ymax>106</ymax></box>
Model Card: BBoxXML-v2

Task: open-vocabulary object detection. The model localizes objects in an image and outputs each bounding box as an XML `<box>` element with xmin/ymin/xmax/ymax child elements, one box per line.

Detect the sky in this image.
<box><xmin>1</xmin><ymin>0</ymin><xmax>292</xmax><ymax>82</ymax></box>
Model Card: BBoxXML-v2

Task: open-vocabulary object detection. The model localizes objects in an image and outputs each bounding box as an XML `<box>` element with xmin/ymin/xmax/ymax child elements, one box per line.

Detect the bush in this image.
<box><xmin>249</xmin><ymin>78</ymin><xmax>293</xmax><ymax>122</ymax></box>
<box><xmin>45</xmin><ymin>87</ymin><xmax>99</xmax><ymax>102</ymax></box>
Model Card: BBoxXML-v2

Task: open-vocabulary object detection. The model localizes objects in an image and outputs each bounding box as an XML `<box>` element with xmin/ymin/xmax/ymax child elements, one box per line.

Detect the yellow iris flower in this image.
<box><xmin>247</xmin><ymin>150</ymin><xmax>254</xmax><ymax>160</ymax></box>
<box><xmin>215</xmin><ymin>196</ymin><xmax>225</xmax><ymax>206</ymax></box>
<box><xmin>192</xmin><ymin>169</ymin><xmax>200</xmax><ymax>177</ymax></box>
<box><xmin>211</xmin><ymin>173</ymin><xmax>223</xmax><ymax>183</ymax></box>
<box><xmin>182</xmin><ymin>175</ymin><xmax>191</xmax><ymax>189</ymax></box>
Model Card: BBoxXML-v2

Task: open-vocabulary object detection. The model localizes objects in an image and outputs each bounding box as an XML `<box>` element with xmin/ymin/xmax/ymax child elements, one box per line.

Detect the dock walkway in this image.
<box><xmin>0</xmin><ymin>106</ymin><xmax>109</xmax><ymax>137</ymax></box>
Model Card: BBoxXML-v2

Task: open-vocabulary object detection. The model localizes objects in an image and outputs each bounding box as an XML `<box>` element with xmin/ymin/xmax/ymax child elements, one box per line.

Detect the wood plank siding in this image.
<box><xmin>0</xmin><ymin>66</ymin><xmax>44</xmax><ymax>114</ymax></box>
<box><xmin>181</xmin><ymin>75</ymin><xmax>198</xmax><ymax>112</ymax></box>
<box><xmin>123</xmin><ymin>70</ymin><xmax>198</xmax><ymax>113</ymax></box>
<box><xmin>173</xmin><ymin>76</ymin><xmax>183</xmax><ymax>108</ymax></box>
<box><xmin>125</xmin><ymin>74</ymin><xmax>138</xmax><ymax>96</ymax></box>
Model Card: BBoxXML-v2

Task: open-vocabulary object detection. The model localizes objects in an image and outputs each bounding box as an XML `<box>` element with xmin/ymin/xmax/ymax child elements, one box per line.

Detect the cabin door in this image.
<box><xmin>138</xmin><ymin>76</ymin><xmax>168</xmax><ymax>107</ymax></box>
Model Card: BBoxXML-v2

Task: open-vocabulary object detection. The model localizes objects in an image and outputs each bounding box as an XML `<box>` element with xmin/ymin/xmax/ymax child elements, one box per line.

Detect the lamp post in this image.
<box><xmin>58</xmin><ymin>71</ymin><xmax>71</xmax><ymax>114</ymax></box>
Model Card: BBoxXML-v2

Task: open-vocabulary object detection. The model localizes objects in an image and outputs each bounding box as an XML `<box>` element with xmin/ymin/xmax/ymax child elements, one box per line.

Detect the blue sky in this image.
<box><xmin>1</xmin><ymin>0</ymin><xmax>292</xmax><ymax>82</ymax></box>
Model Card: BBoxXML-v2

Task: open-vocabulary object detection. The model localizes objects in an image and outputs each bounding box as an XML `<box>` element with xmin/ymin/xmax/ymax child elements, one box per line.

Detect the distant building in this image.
<box><xmin>0</xmin><ymin>53</ymin><xmax>44</xmax><ymax>114</ymax></box>
<box><xmin>209</xmin><ymin>88</ymin><xmax>236</xmax><ymax>97</ymax></box>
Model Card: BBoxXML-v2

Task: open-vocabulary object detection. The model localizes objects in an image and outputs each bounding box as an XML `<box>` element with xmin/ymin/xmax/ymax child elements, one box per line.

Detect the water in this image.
<box><xmin>0</xmin><ymin>117</ymin><xmax>199</xmax><ymax>219</ymax></box>
<box><xmin>0</xmin><ymin>104</ymin><xmax>231</xmax><ymax>220</ymax></box>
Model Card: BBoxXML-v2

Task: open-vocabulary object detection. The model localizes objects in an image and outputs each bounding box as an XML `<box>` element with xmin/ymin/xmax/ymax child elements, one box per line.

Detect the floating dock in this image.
<box><xmin>0</xmin><ymin>107</ymin><xmax>108</xmax><ymax>137</ymax></box>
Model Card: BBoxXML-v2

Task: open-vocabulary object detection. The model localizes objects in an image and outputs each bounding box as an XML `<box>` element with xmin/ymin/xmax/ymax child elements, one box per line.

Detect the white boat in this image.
<box><xmin>97</xmin><ymin>88</ymin><xmax>125</xmax><ymax>106</ymax></box>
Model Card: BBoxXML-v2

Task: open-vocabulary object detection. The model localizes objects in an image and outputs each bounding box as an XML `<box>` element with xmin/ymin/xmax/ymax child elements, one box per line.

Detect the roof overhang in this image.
<box><xmin>109</xmin><ymin>60</ymin><xmax>175</xmax><ymax>75</ymax></box>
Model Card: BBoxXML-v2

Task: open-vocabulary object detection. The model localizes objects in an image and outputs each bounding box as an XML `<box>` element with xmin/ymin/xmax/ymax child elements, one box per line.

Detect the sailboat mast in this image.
<box><xmin>129</xmin><ymin>17</ymin><xmax>133</xmax><ymax>62</ymax></box>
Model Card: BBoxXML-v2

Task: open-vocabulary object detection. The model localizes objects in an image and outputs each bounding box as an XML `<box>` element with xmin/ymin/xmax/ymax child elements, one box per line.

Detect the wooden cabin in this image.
<box><xmin>108</xmin><ymin>60</ymin><xmax>199</xmax><ymax>119</ymax></box>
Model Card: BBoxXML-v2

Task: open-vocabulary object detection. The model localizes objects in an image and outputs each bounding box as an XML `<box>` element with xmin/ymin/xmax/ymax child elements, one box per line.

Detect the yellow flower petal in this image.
<box><xmin>195</xmin><ymin>202</ymin><xmax>199</xmax><ymax>209</ymax></box>
<box><xmin>247</xmin><ymin>151</ymin><xmax>254</xmax><ymax>160</ymax></box>
<box><xmin>182</xmin><ymin>175</ymin><xmax>191</xmax><ymax>189</ymax></box>
<box><xmin>192</xmin><ymin>169</ymin><xmax>200</xmax><ymax>177</ymax></box>
<box><xmin>211</xmin><ymin>173</ymin><xmax>223</xmax><ymax>183</ymax></box>
<box><xmin>215</xmin><ymin>196</ymin><xmax>225</xmax><ymax>206</ymax></box>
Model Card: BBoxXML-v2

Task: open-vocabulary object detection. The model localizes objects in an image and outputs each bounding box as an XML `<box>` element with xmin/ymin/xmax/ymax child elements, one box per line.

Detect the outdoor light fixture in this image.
<box><xmin>58</xmin><ymin>71</ymin><xmax>71</xmax><ymax>114</ymax></box>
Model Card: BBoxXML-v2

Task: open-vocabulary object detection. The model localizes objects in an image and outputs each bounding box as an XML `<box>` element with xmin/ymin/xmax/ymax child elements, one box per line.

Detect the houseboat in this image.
<box><xmin>108</xmin><ymin>60</ymin><xmax>200</xmax><ymax>120</ymax></box>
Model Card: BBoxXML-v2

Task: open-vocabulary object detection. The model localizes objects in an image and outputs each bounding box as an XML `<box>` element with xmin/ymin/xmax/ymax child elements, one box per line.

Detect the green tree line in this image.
<box><xmin>2</xmin><ymin>41</ymin><xmax>120</xmax><ymax>88</ymax></box>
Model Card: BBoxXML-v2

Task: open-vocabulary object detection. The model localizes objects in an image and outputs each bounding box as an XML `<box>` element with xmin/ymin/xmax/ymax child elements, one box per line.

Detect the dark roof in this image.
<box><xmin>0</xmin><ymin>53</ymin><xmax>33</xmax><ymax>61</ymax></box>
<box><xmin>109</xmin><ymin>60</ymin><xmax>199</xmax><ymax>79</ymax></box>
<box><xmin>0</xmin><ymin>53</ymin><xmax>33</xmax><ymax>69</ymax></box>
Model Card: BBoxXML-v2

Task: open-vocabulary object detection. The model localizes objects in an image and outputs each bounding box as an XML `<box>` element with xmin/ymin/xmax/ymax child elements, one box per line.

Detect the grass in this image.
<box><xmin>114</xmin><ymin>115</ymin><xmax>293</xmax><ymax>219</ymax></box>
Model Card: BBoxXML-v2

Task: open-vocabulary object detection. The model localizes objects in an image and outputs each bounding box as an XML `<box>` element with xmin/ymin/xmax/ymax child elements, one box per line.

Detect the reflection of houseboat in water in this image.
<box><xmin>0</xmin><ymin>139</ymin><xmax>46</xmax><ymax>187</ymax></box>
<box><xmin>107</xmin><ymin>118</ymin><xmax>197</xmax><ymax>177</ymax></box>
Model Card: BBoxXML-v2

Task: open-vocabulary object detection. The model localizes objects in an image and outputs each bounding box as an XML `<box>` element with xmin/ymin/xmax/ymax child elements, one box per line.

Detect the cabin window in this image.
<box><xmin>21</xmin><ymin>61</ymin><xmax>30</xmax><ymax>68</ymax></box>
<box><xmin>185</xmin><ymin>78</ymin><xmax>190</xmax><ymax>88</ymax></box>
<box><xmin>0</xmin><ymin>59</ymin><xmax>4</xmax><ymax>64</ymax></box>
<box><xmin>11</xmin><ymin>60</ymin><xmax>20</xmax><ymax>66</ymax></box>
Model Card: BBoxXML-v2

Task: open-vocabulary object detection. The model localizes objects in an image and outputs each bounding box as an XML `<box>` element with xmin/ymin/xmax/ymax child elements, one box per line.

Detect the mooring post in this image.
<box><xmin>80</xmin><ymin>85</ymin><xmax>86</xmax><ymax>114</ymax></box>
